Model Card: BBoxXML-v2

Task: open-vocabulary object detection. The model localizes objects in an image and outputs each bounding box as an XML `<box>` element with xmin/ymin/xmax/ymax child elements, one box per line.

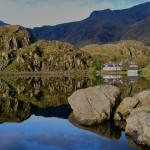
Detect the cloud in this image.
<box><xmin>27</xmin><ymin>132</ymin><xmax>135</xmax><ymax>150</ymax></box>
<box><xmin>0</xmin><ymin>131</ymin><xmax>139</xmax><ymax>149</ymax></box>
<box><xmin>0</xmin><ymin>0</ymin><xmax>149</xmax><ymax>27</ymax></box>
<box><xmin>0</xmin><ymin>132</ymin><xmax>28</xmax><ymax>150</ymax></box>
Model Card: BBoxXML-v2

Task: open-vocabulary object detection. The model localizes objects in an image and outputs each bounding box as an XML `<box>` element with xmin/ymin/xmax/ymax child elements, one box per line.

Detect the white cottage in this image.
<box><xmin>102</xmin><ymin>61</ymin><xmax>123</xmax><ymax>71</ymax></box>
<box><xmin>127</xmin><ymin>65</ymin><xmax>139</xmax><ymax>76</ymax></box>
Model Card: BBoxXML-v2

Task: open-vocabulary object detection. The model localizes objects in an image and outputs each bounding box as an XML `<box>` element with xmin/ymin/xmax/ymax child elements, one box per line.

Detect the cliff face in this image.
<box><xmin>5</xmin><ymin>40</ymin><xmax>93</xmax><ymax>72</ymax></box>
<box><xmin>0</xmin><ymin>25</ymin><xmax>35</xmax><ymax>70</ymax></box>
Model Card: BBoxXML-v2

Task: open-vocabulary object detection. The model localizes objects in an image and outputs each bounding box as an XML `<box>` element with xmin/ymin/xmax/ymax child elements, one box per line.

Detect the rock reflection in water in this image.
<box><xmin>69</xmin><ymin>113</ymin><xmax>121</xmax><ymax>140</ymax></box>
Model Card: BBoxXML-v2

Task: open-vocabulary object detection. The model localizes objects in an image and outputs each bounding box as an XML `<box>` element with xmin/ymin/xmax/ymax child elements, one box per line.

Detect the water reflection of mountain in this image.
<box><xmin>0</xmin><ymin>77</ymin><xmax>92</xmax><ymax>123</ymax></box>
<box><xmin>33</xmin><ymin>105</ymin><xmax>72</xmax><ymax>119</ymax></box>
<box><xmin>0</xmin><ymin>76</ymin><xmax>150</xmax><ymax>123</ymax></box>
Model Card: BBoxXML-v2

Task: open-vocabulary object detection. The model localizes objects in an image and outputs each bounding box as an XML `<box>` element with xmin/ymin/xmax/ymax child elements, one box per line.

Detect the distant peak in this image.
<box><xmin>90</xmin><ymin>9</ymin><xmax>112</xmax><ymax>18</ymax></box>
<box><xmin>0</xmin><ymin>20</ymin><xmax>8</xmax><ymax>26</ymax></box>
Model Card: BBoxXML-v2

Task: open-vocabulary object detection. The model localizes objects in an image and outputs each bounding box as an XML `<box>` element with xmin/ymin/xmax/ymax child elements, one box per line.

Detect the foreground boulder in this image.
<box><xmin>68</xmin><ymin>85</ymin><xmax>121</xmax><ymax>125</ymax></box>
<box><xmin>114</xmin><ymin>89</ymin><xmax>150</xmax><ymax>121</ymax></box>
<box><xmin>126</xmin><ymin>105</ymin><xmax>150</xmax><ymax>146</ymax></box>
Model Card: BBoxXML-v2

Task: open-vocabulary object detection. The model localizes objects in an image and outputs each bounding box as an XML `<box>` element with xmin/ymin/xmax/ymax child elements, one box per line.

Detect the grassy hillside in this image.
<box><xmin>82</xmin><ymin>40</ymin><xmax>150</xmax><ymax>68</ymax></box>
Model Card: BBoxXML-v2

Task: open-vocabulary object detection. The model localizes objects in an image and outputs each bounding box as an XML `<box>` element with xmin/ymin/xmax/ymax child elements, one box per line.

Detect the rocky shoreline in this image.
<box><xmin>68</xmin><ymin>85</ymin><xmax>150</xmax><ymax>147</ymax></box>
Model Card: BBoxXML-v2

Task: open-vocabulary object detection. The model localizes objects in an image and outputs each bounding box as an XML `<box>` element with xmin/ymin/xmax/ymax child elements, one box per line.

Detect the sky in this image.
<box><xmin>0</xmin><ymin>0</ymin><xmax>149</xmax><ymax>28</ymax></box>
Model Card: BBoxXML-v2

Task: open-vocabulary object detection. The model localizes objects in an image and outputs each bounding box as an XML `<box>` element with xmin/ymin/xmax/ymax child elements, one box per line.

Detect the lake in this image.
<box><xmin>0</xmin><ymin>75</ymin><xmax>149</xmax><ymax>150</ymax></box>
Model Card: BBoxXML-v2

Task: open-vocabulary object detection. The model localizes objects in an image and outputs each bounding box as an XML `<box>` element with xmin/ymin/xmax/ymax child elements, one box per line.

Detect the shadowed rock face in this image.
<box><xmin>68</xmin><ymin>85</ymin><xmax>121</xmax><ymax>125</ymax></box>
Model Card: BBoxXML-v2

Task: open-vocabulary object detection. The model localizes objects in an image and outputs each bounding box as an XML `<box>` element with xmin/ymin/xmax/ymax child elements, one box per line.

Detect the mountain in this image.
<box><xmin>82</xmin><ymin>40</ymin><xmax>150</xmax><ymax>68</ymax></box>
<box><xmin>0</xmin><ymin>20</ymin><xmax>7</xmax><ymax>26</ymax></box>
<box><xmin>30</xmin><ymin>2</ymin><xmax>150</xmax><ymax>46</ymax></box>
<box><xmin>121</xmin><ymin>17</ymin><xmax>150</xmax><ymax>45</ymax></box>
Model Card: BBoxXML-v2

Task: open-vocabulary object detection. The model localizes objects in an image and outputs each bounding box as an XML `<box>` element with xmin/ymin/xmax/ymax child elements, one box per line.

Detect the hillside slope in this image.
<box><xmin>121</xmin><ymin>17</ymin><xmax>150</xmax><ymax>45</ymax></box>
<box><xmin>82</xmin><ymin>40</ymin><xmax>150</xmax><ymax>68</ymax></box>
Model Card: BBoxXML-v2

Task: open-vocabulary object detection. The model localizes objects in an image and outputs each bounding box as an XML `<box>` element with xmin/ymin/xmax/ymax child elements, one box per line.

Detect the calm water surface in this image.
<box><xmin>0</xmin><ymin>76</ymin><xmax>149</xmax><ymax>150</ymax></box>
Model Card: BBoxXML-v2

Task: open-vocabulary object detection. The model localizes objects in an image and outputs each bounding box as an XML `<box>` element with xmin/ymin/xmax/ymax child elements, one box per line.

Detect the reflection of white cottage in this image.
<box><xmin>102</xmin><ymin>75</ymin><xmax>123</xmax><ymax>84</ymax></box>
<box><xmin>127</xmin><ymin>65</ymin><xmax>139</xmax><ymax>76</ymax></box>
<box><xmin>102</xmin><ymin>61</ymin><xmax>123</xmax><ymax>71</ymax></box>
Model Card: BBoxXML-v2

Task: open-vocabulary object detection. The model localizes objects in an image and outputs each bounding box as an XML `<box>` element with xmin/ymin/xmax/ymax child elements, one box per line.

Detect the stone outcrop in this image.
<box><xmin>125</xmin><ymin>106</ymin><xmax>150</xmax><ymax>146</ymax></box>
<box><xmin>68</xmin><ymin>85</ymin><xmax>121</xmax><ymax>125</ymax></box>
<box><xmin>5</xmin><ymin>40</ymin><xmax>93</xmax><ymax>72</ymax></box>
<box><xmin>114</xmin><ymin>89</ymin><xmax>150</xmax><ymax>121</ymax></box>
<box><xmin>0</xmin><ymin>25</ymin><xmax>34</xmax><ymax>70</ymax></box>
<box><xmin>113</xmin><ymin>89</ymin><xmax>150</xmax><ymax>147</ymax></box>
<box><xmin>0</xmin><ymin>25</ymin><xmax>34</xmax><ymax>51</ymax></box>
<box><xmin>114</xmin><ymin>97</ymin><xmax>139</xmax><ymax>121</ymax></box>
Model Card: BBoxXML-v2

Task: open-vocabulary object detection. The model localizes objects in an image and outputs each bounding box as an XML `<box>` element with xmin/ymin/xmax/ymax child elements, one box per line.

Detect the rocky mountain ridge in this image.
<box><xmin>29</xmin><ymin>2</ymin><xmax>150</xmax><ymax>46</ymax></box>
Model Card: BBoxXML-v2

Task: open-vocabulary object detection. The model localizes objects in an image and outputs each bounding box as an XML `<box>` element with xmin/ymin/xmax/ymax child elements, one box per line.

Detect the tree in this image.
<box><xmin>92</xmin><ymin>59</ymin><xmax>101</xmax><ymax>70</ymax></box>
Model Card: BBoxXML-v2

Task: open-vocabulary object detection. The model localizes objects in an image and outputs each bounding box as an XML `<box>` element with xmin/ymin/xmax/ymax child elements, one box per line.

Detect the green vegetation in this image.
<box><xmin>140</xmin><ymin>64</ymin><xmax>150</xmax><ymax>78</ymax></box>
<box><xmin>92</xmin><ymin>59</ymin><xmax>101</xmax><ymax>70</ymax></box>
